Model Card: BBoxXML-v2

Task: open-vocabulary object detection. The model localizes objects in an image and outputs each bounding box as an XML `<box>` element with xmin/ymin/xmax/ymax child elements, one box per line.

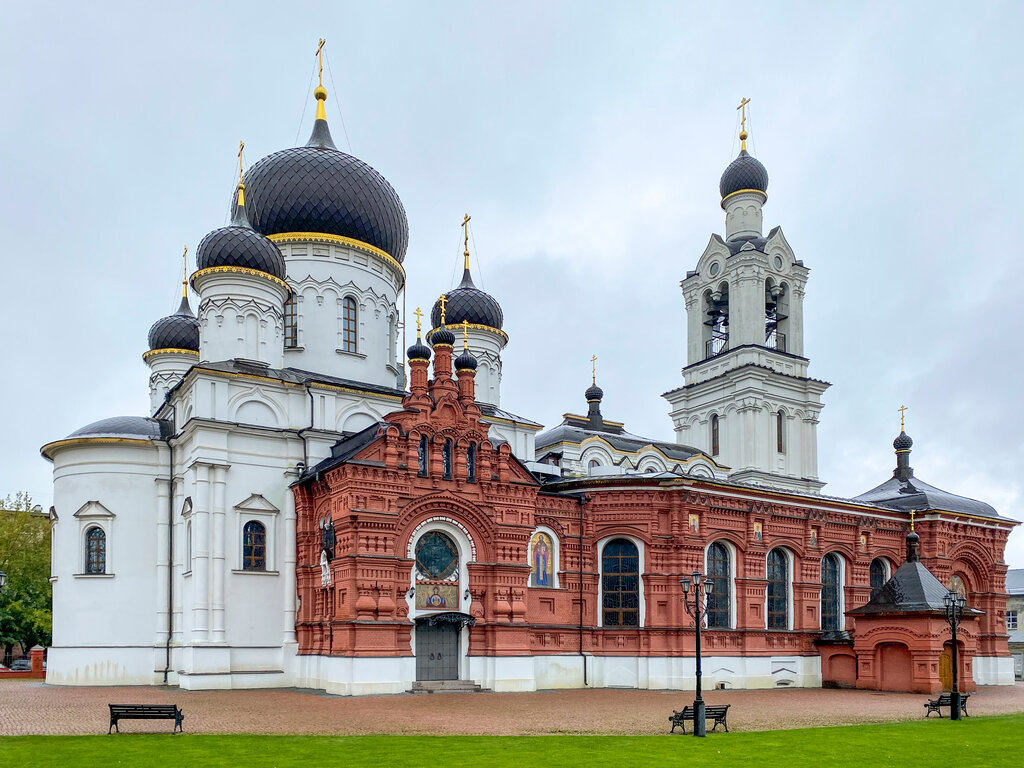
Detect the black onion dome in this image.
<box><xmin>430</xmin><ymin>325</ymin><xmax>456</xmax><ymax>347</ymax></box>
<box><xmin>720</xmin><ymin>149</ymin><xmax>769</xmax><ymax>199</ymax></box>
<box><xmin>455</xmin><ymin>349</ymin><xmax>478</xmax><ymax>371</ymax></box>
<box><xmin>585</xmin><ymin>384</ymin><xmax>604</xmax><ymax>402</ymax></box>
<box><xmin>147</xmin><ymin>295</ymin><xmax>199</xmax><ymax>351</ymax></box>
<box><xmin>407</xmin><ymin>336</ymin><xmax>432</xmax><ymax>361</ymax></box>
<box><xmin>243</xmin><ymin>118</ymin><xmax>409</xmax><ymax>263</ymax></box>
<box><xmin>196</xmin><ymin>193</ymin><xmax>287</xmax><ymax>280</ymax></box>
<box><xmin>894</xmin><ymin>431</ymin><xmax>914</xmax><ymax>451</ymax></box>
<box><xmin>68</xmin><ymin>416</ymin><xmax>165</xmax><ymax>440</ymax></box>
<box><xmin>429</xmin><ymin>268</ymin><xmax>503</xmax><ymax>330</ymax></box>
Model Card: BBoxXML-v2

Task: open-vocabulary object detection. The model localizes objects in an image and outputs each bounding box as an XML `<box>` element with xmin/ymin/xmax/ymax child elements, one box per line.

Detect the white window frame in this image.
<box><xmin>528</xmin><ymin>526</ymin><xmax>560</xmax><ymax>589</ymax></box>
<box><xmin>232</xmin><ymin>494</ymin><xmax>280</xmax><ymax>574</ymax></box>
<box><xmin>73</xmin><ymin>501</ymin><xmax>115</xmax><ymax>577</ymax></box>
<box><xmin>596</xmin><ymin>535</ymin><xmax>646</xmax><ymax>628</ymax></box>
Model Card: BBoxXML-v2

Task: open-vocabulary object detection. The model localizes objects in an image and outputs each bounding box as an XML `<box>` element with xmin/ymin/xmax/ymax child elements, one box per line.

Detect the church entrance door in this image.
<box><xmin>416</xmin><ymin>623</ymin><xmax>459</xmax><ymax>681</ymax></box>
<box><xmin>939</xmin><ymin>646</ymin><xmax>953</xmax><ymax>690</ymax></box>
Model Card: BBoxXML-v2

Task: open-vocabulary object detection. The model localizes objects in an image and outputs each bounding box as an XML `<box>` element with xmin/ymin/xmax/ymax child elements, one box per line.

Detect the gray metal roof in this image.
<box><xmin>535</xmin><ymin>422</ymin><xmax>704</xmax><ymax>463</ymax></box>
<box><xmin>67</xmin><ymin>416</ymin><xmax>167</xmax><ymax>441</ymax></box>
<box><xmin>848</xmin><ymin>558</ymin><xmax>981</xmax><ymax>616</ymax></box>
<box><xmin>1007</xmin><ymin>569</ymin><xmax>1024</xmax><ymax>595</ymax></box>
<box><xmin>853</xmin><ymin>473</ymin><xmax>1003</xmax><ymax>520</ymax></box>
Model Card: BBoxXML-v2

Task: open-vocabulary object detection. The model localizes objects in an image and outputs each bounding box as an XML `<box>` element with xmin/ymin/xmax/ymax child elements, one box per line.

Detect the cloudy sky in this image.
<box><xmin>3</xmin><ymin>2</ymin><xmax>1023</xmax><ymax>567</ymax></box>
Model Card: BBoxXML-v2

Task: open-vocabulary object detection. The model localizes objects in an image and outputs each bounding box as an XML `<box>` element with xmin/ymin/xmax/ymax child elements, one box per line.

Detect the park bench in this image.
<box><xmin>669</xmin><ymin>704</ymin><xmax>730</xmax><ymax>734</ymax></box>
<box><xmin>108</xmin><ymin>704</ymin><xmax>184</xmax><ymax>733</ymax></box>
<box><xmin>923</xmin><ymin>693</ymin><xmax>970</xmax><ymax>718</ymax></box>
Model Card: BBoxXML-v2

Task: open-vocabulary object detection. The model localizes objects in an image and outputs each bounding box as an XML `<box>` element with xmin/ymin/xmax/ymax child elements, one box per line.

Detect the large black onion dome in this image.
<box><xmin>429</xmin><ymin>268</ymin><xmax>503</xmax><ymax>330</ymax></box>
<box><xmin>893</xmin><ymin>430</ymin><xmax>913</xmax><ymax>451</ymax></box>
<box><xmin>196</xmin><ymin>190</ymin><xmax>287</xmax><ymax>279</ymax></box>
<box><xmin>147</xmin><ymin>295</ymin><xmax>199</xmax><ymax>351</ymax></box>
<box><xmin>243</xmin><ymin>117</ymin><xmax>409</xmax><ymax>263</ymax></box>
<box><xmin>585</xmin><ymin>383</ymin><xmax>604</xmax><ymax>402</ymax></box>
<box><xmin>455</xmin><ymin>348</ymin><xmax>478</xmax><ymax>371</ymax></box>
<box><xmin>407</xmin><ymin>335</ymin><xmax>432</xmax><ymax>361</ymax></box>
<box><xmin>720</xmin><ymin>149</ymin><xmax>769</xmax><ymax>199</ymax></box>
<box><xmin>430</xmin><ymin>325</ymin><xmax>456</xmax><ymax>347</ymax></box>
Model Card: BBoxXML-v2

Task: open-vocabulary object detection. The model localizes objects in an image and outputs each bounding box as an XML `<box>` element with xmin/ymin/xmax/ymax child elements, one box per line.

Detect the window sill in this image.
<box><xmin>232</xmin><ymin>569</ymin><xmax>280</xmax><ymax>576</ymax></box>
<box><xmin>336</xmin><ymin>349</ymin><xmax>367</xmax><ymax>359</ymax></box>
<box><xmin>183</xmin><ymin>570</ymin><xmax>192</xmax><ymax>577</ymax></box>
<box><xmin>74</xmin><ymin>573</ymin><xmax>114</xmax><ymax>578</ymax></box>
<box><xmin>284</xmin><ymin>346</ymin><xmax>306</xmax><ymax>352</ymax></box>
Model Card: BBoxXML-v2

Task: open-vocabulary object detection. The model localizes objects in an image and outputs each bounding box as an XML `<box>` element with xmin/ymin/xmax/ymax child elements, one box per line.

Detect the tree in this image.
<box><xmin>0</xmin><ymin>492</ymin><xmax>51</xmax><ymax>665</ymax></box>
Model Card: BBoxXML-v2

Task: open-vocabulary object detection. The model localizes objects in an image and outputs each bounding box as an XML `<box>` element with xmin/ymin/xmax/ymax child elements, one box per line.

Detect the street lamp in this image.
<box><xmin>681</xmin><ymin>570</ymin><xmax>714</xmax><ymax>737</ymax></box>
<box><xmin>943</xmin><ymin>590</ymin><xmax>967</xmax><ymax>721</ymax></box>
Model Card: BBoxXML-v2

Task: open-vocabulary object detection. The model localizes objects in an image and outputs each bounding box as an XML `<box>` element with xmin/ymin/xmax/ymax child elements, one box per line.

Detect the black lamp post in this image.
<box><xmin>681</xmin><ymin>570</ymin><xmax>714</xmax><ymax>737</ymax></box>
<box><xmin>943</xmin><ymin>589</ymin><xmax>966</xmax><ymax>721</ymax></box>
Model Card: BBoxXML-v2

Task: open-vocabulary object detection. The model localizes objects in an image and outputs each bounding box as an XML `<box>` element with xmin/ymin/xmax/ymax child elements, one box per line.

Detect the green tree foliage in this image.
<box><xmin>0</xmin><ymin>492</ymin><xmax>52</xmax><ymax>663</ymax></box>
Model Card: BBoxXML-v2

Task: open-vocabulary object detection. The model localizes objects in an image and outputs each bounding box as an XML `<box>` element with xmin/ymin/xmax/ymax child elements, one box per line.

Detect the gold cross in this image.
<box><xmin>909</xmin><ymin>510</ymin><xmax>915</xmax><ymax>531</ymax></box>
<box><xmin>438</xmin><ymin>294</ymin><xmax>447</xmax><ymax>325</ymax></box>
<box><xmin>316</xmin><ymin>38</ymin><xmax>326</xmax><ymax>87</ymax></box>
<box><xmin>737</xmin><ymin>97</ymin><xmax>750</xmax><ymax>133</ymax></box>
<box><xmin>237</xmin><ymin>141</ymin><xmax>245</xmax><ymax>184</ymax></box>
<box><xmin>462</xmin><ymin>213</ymin><xmax>472</xmax><ymax>270</ymax></box>
<box><xmin>898</xmin><ymin>404</ymin><xmax>908</xmax><ymax>431</ymax></box>
<box><xmin>413</xmin><ymin>307</ymin><xmax>423</xmax><ymax>335</ymax></box>
<box><xmin>181</xmin><ymin>245</ymin><xmax>189</xmax><ymax>297</ymax></box>
<box><xmin>591</xmin><ymin>354</ymin><xmax>597</xmax><ymax>385</ymax></box>
<box><xmin>462</xmin><ymin>320</ymin><xmax>470</xmax><ymax>349</ymax></box>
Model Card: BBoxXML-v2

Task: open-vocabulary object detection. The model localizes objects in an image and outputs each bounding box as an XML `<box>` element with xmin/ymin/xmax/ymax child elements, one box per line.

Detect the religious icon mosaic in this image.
<box><xmin>530</xmin><ymin>531</ymin><xmax>554</xmax><ymax>587</ymax></box>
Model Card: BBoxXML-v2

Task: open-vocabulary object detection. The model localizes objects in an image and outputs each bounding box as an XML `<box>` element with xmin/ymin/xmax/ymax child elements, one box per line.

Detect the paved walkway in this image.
<box><xmin>2</xmin><ymin>680</ymin><xmax>1022</xmax><ymax>736</ymax></box>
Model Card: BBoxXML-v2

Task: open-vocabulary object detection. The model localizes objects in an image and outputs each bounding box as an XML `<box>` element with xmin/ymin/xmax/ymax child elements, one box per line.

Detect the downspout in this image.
<box><xmin>163</xmin><ymin>427</ymin><xmax>175</xmax><ymax>684</ymax></box>
<box><xmin>302</xmin><ymin>382</ymin><xmax>314</xmax><ymax>469</ymax></box>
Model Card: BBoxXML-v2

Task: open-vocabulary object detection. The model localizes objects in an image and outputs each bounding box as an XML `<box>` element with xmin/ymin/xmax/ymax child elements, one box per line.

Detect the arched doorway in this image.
<box><xmin>415</xmin><ymin>614</ymin><xmax>471</xmax><ymax>681</ymax></box>
<box><xmin>878</xmin><ymin>643</ymin><xmax>913</xmax><ymax>691</ymax></box>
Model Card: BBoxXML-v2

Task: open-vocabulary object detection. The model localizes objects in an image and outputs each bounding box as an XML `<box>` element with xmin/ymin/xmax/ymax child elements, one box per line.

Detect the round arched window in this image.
<box><xmin>415</xmin><ymin>531</ymin><xmax>459</xmax><ymax>580</ymax></box>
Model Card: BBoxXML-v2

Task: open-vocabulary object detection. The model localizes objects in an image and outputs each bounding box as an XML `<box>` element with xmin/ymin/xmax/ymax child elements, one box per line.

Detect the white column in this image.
<box><xmin>155</xmin><ymin>477</ymin><xmax>170</xmax><ymax>647</ymax></box>
<box><xmin>211</xmin><ymin>465</ymin><xmax>227</xmax><ymax>643</ymax></box>
<box><xmin>192</xmin><ymin>463</ymin><xmax>211</xmax><ymax>642</ymax></box>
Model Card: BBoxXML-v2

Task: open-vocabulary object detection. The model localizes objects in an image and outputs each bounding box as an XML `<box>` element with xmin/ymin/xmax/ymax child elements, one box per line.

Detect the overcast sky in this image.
<box><xmin>3</xmin><ymin>1</ymin><xmax>1023</xmax><ymax>568</ymax></box>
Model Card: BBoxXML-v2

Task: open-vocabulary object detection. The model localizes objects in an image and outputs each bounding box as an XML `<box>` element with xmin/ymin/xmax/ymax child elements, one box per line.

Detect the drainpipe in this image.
<box><xmin>301</xmin><ymin>382</ymin><xmax>314</xmax><ymax>469</ymax></box>
<box><xmin>163</xmin><ymin>425</ymin><xmax>175</xmax><ymax>684</ymax></box>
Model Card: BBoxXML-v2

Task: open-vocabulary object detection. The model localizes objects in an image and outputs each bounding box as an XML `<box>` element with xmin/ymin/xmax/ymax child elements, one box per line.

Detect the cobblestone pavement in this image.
<box><xmin>2</xmin><ymin>679</ymin><xmax>1022</xmax><ymax>736</ymax></box>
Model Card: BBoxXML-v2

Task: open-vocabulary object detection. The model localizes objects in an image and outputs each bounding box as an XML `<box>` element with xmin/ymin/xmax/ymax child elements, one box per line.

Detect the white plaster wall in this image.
<box><xmin>196</xmin><ymin>272</ymin><xmax>288</xmax><ymax>367</ymax></box>
<box><xmin>147</xmin><ymin>351</ymin><xmax>197</xmax><ymax>414</ymax></box>
<box><xmin>973</xmin><ymin>656</ymin><xmax>1015</xmax><ymax>686</ymax></box>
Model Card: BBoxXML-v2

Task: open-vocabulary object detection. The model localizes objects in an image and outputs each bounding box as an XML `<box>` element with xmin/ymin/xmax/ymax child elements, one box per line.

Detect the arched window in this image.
<box><xmin>870</xmin><ymin>558</ymin><xmax>888</xmax><ymax>593</ymax></box>
<box><xmin>602</xmin><ymin>539</ymin><xmax>639</xmax><ymax>626</ymax></box>
<box><xmin>710</xmin><ymin>414</ymin><xmax>720</xmax><ymax>456</ymax></box>
<box><xmin>588</xmin><ymin>459</ymin><xmax>600</xmax><ymax>471</ymax></box>
<box><xmin>415</xmin><ymin>531</ymin><xmax>459</xmax><ymax>580</ymax></box>
<box><xmin>342</xmin><ymin>296</ymin><xmax>358</xmax><ymax>353</ymax></box>
<box><xmin>706</xmin><ymin>542</ymin><xmax>731</xmax><ymax>628</ymax></box>
<box><xmin>467</xmin><ymin>441</ymin><xmax>476</xmax><ymax>482</ymax></box>
<box><xmin>776</xmin><ymin>410</ymin><xmax>786</xmax><ymax>454</ymax></box>
<box><xmin>85</xmin><ymin>526</ymin><xmax>106</xmax><ymax>574</ymax></box>
<box><xmin>442</xmin><ymin>439</ymin><xmax>453</xmax><ymax>480</ymax></box>
<box><xmin>418</xmin><ymin>435</ymin><xmax>428</xmax><ymax>477</ymax></box>
<box><xmin>388</xmin><ymin>314</ymin><xmax>397</xmax><ymax>366</ymax></box>
<box><xmin>283</xmin><ymin>296</ymin><xmax>298</xmax><ymax>348</ymax></box>
<box><xmin>242</xmin><ymin>521</ymin><xmax>267</xmax><ymax>571</ymax></box>
<box><xmin>186</xmin><ymin>521</ymin><xmax>192</xmax><ymax>570</ymax></box>
<box><xmin>767</xmin><ymin>548</ymin><xmax>788</xmax><ymax>629</ymax></box>
<box><xmin>821</xmin><ymin>553</ymin><xmax>842</xmax><ymax>631</ymax></box>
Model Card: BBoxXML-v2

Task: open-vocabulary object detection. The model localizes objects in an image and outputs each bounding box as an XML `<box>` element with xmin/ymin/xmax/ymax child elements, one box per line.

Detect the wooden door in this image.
<box><xmin>939</xmin><ymin>647</ymin><xmax>953</xmax><ymax>691</ymax></box>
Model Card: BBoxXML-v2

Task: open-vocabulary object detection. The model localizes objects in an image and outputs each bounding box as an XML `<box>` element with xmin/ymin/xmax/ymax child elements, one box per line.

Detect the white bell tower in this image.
<box><xmin>663</xmin><ymin>103</ymin><xmax>829</xmax><ymax>494</ymax></box>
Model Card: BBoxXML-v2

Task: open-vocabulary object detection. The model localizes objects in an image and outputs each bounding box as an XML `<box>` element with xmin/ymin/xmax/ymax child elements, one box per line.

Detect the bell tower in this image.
<box><xmin>663</xmin><ymin>102</ymin><xmax>829</xmax><ymax>494</ymax></box>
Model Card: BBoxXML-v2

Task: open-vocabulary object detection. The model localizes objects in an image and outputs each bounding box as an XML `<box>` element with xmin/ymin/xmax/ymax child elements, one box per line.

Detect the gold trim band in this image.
<box><xmin>429</xmin><ymin>323</ymin><xmax>508</xmax><ymax>344</ymax></box>
<box><xmin>190</xmin><ymin>266</ymin><xmax>291</xmax><ymax>293</ymax></box>
<box><xmin>721</xmin><ymin>188</ymin><xmax>768</xmax><ymax>207</ymax></box>
<box><xmin>142</xmin><ymin>348</ymin><xmax>200</xmax><ymax>363</ymax></box>
<box><xmin>41</xmin><ymin>437</ymin><xmax>156</xmax><ymax>460</ymax></box>
<box><xmin>267</xmin><ymin>232</ymin><xmax>406</xmax><ymax>284</ymax></box>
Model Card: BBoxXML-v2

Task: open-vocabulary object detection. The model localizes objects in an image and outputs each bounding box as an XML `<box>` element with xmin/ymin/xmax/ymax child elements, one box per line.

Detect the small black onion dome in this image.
<box><xmin>243</xmin><ymin>116</ymin><xmax>409</xmax><ymax>263</ymax></box>
<box><xmin>147</xmin><ymin>295</ymin><xmax>199</xmax><ymax>351</ymax></box>
<box><xmin>407</xmin><ymin>336</ymin><xmax>432</xmax><ymax>361</ymax></box>
<box><xmin>585</xmin><ymin>383</ymin><xmax>604</xmax><ymax>402</ymax></box>
<box><xmin>894</xmin><ymin>431</ymin><xmax>914</xmax><ymax>451</ymax></box>
<box><xmin>430</xmin><ymin>325</ymin><xmax>456</xmax><ymax>347</ymax></box>
<box><xmin>720</xmin><ymin>149</ymin><xmax>769</xmax><ymax>199</ymax></box>
<box><xmin>196</xmin><ymin>189</ymin><xmax>287</xmax><ymax>279</ymax></box>
<box><xmin>455</xmin><ymin>348</ymin><xmax>478</xmax><ymax>371</ymax></box>
<box><xmin>430</xmin><ymin>268</ymin><xmax>503</xmax><ymax>330</ymax></box>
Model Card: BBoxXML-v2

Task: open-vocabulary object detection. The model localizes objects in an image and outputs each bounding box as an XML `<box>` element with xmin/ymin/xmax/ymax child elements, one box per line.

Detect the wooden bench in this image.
<box><xmin>108</xmin><ymin>704</ymin><xmax>184</xmax><ymax>733</ymax></box>
<box><xmin>669</xmin><ymin>704</ymin><xmax>730</xmax><ymax>734</ymax></box>
<box><xmin>924</xmin><ymin>692</ymin><xmax>970</xmax><ymax>718</ymax></box>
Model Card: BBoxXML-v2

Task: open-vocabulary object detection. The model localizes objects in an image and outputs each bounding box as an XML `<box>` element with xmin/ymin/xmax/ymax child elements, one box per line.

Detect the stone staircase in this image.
<box><xmin>409</xmin><ymin>680</ymin><xmax>487</xmax><ymax>694</ymax></box>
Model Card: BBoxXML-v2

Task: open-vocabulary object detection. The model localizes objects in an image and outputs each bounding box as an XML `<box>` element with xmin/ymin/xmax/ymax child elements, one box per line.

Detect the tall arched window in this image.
<box><xmin>342</xmin><ymin>296</ymin><xmax>358</xmax><ymax>353</ymax></box>
<box><xmin>602</xmin><ymin>539</ymin><xmax>639</xmax><ymax>626</ymax></box>
<box><xmin>85</xmin><ymin>526</ymin><xmax>106</xmax><ymax>574</ymax></box>
<box><xmin>706</xmin><ymin>542</ymin><xmax>731</xmax><ymax>628</ymax></box>
<box><xmin>821</xmin><ymin>553</ymin><xmax>842</xmax><ymax>631</ymax></box>
<box><xmin>710</xmin><ymin>414</ymin><xmax>720</xmax><ymax>456</ymax></box>
<box><xmin>442</xmin><ymin>439</ymin><xmax>453</xmax><ymax>480</ymax></box>
<box><xmin>767</xmin><ymin>548</ymin><xmax>788</xmax><ymax>629</ymax></box>
<box><xmin>776</xmin><ymin>410</ymin><xmax>786</xmax><ymax>454</ymax></box>
<box><xmin>418</xmin><ymin>435</ymin><xmax>428</xmax><ymax>477</ymax></box>
<box><xmin>283</xmin><ymin>295</ymin><xmax>298</xmax><ymax>348</ymax></box>
<box><xmin>467</xmin><ymin>441</ymin><xmax>477</xmax><ymax>482</ymax></box>
<box><xmin>243</xmin><ymin>521</ymin><xmax>267</xmax><ymax>571</ymax></box>
<box><xmin>869</xmin><ymin>558</ymin><xmax>888</xmax><ymax>593</ymax></box>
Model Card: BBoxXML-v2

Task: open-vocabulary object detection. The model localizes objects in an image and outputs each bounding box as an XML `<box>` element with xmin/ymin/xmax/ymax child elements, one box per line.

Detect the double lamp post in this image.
<box><xmin>943</xmin><ymin>589</ymin><xmax>967</xmax><ymax>721</ymax></box>
<box><xmin>680</xmin><ymin>570</ymin><xmax>713</xmax><ymax>737</ymax></box>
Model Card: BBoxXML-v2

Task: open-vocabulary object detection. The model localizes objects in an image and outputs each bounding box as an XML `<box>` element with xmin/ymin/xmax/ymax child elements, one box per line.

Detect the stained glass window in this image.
<box><xmin>706</xmin><ymin>542</ymin><xmax>731</xmax><ymax>628</ymax></box>
<box><xmin>418</xmin><ymin>435</ymin><xmax>428</xmax><ymax>477</ymax></box>
<box><xmin>243</xmin><ymin>521</ymin><xmax>267</xmax><ymax>571</ymax></box>
<box><xmin>870</xmin><ymin>558</ymin><xmax>887</xmax><ymax>593</ymax></box>
<box><xmin>415</xmin><ymin>531</ymin><xmax>459</xmax><ymax>580</ymax></box>
<box><xmin>85</xmin><ymin>526</ymin><xmax>106</xmax><ymax>574</ymax></box>
<box><xmin>767</xmin><ymin>548</ymin><xmax>788</xmax><ymax>629</ymax></box>
<box><xmin>602</xmin><ymin>539</ymin><xmax>639</xmax><ymax>626</ymax></box>
<box><xmin>342</xmin><ymin>297</ymin><xmax>358</xmax><ymax>352</ymax></box>
<box><xmin>442</xmin><ymin>439</ymin><xmax>453</xmax><ymax>480</ymax></box>
<box><xmin>467</xmin><ymin>442</ymin><xmax>476</xmax><ymax>482</ymax></box>
<box><xmin>821</xmin><ymin>553</ymin><xmax>841</xmax><ymax>630</ymax></box>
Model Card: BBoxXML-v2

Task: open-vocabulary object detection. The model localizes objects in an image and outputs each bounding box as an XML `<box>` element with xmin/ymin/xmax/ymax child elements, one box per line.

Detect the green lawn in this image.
<box><xmin>2</xmin><ymin>715</ymin><xmax>1019</xmax><ymax>768</ymax></box>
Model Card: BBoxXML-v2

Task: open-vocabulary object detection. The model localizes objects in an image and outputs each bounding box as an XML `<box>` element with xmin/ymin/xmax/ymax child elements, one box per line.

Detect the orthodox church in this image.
<box><xmin>41</xmin><ymin>62</ymin><xmax>1017</xmax><ymax>695</ymax></box>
